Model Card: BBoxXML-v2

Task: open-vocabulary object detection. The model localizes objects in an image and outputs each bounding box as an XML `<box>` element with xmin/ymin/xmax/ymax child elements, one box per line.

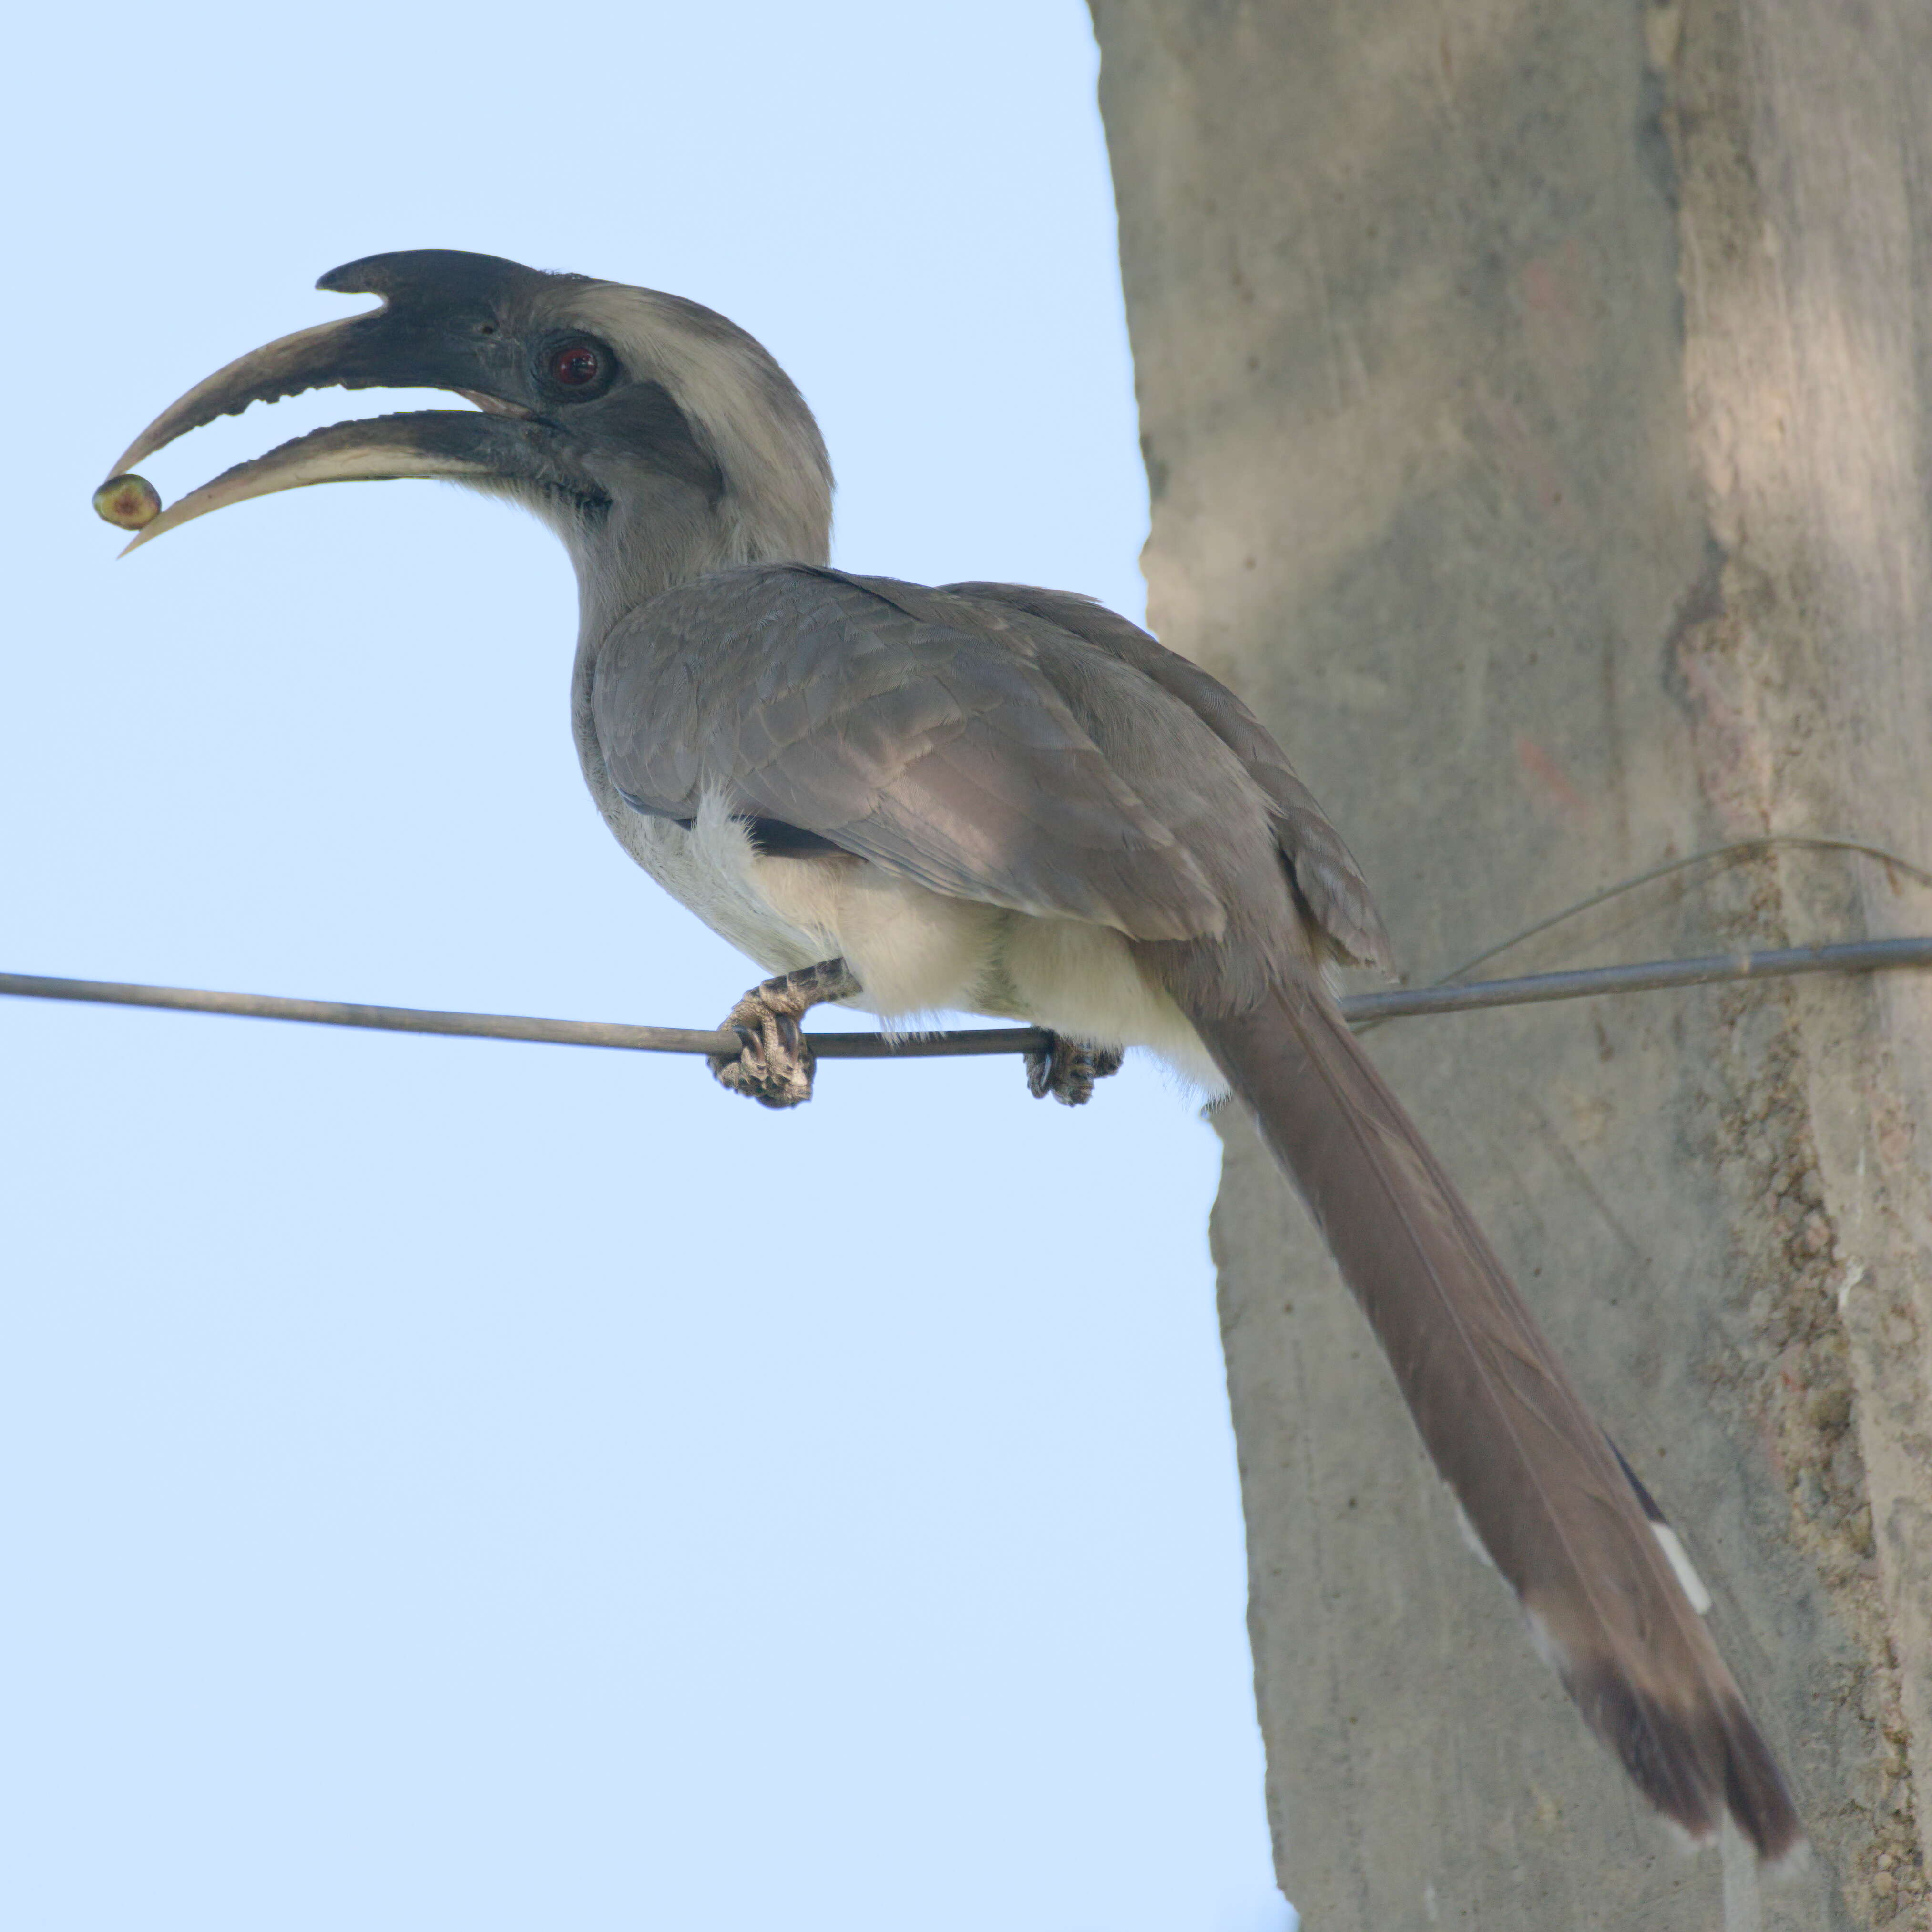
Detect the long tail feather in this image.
<box><xmin>1191</xmin><ymin>978</ymin><xmax>1803</xmax><ymax>1860</ymax></box>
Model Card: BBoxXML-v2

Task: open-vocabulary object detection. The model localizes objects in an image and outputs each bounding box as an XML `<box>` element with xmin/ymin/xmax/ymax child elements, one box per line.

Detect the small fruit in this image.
<box><xmin>93</xmin><ymin>474</ymin><xmax>162</xmax><ymax>531</ymax></box>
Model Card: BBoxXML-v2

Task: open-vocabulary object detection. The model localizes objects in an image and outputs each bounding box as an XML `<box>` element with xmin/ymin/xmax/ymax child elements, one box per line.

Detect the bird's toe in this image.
<box><xmin>1025</xmin><ymin>1034</ymin><xmax>1124</xmax><ymax>1106</ymax></box>
<box><xmin>711</xmin><ymin>1000</ymin><xmax>815</xmax><ymax>1107</ymax></box>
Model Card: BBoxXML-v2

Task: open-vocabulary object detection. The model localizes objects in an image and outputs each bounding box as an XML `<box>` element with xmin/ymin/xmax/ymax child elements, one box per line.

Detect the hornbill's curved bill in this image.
<box><xmin>102</xmin><ymin>248</ymin><xmax>1807</xmax><ymax>1867</ymax></box>
<box><xmin>105</xmin><ymin>253</ymin><xmax>620</xmax><ymax>554</ymax></box>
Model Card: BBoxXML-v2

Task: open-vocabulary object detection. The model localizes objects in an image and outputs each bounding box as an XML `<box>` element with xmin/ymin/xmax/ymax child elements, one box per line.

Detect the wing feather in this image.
<box><xmin>940</xmin><ymin>580</ymin><xmax>1391</xmax><ymax>968</ymax></box>
<box><xmin>590</xmin><ymin>564</ymin><xmax>1243</xmax><ymax>940</ymax></box>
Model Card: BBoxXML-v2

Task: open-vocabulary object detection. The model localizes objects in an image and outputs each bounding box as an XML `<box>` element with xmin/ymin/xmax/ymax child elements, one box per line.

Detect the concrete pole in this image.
<box><xmin>1089</xmin><ymin>3</ymin><xmax>1932</xmax><ymax>1925</ymax></box>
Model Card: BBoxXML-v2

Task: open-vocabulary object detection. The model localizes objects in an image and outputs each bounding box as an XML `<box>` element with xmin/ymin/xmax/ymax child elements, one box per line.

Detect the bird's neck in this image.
<box><xmin>562</xmin><ymin>469</ymin><xmax>831</xmax><ymax>647</ymax></box>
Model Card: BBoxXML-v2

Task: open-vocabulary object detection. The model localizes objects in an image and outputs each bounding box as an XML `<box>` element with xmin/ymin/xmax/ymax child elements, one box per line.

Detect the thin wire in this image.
<box><xmin>3</xmin><ymin>935</ymin><xmax>1928</xmax><ymax>1066</ymax></box>
<box><xmin>1348</xmin><ymin>833</ymin><xmax>1932</xmax><ymax>1036</ymax></box>
<box><xmin>1431</xmin><ymin>834</ymin><xmax>1932</xmax><ymax>987</ymax></box>
<box><xmin>1337</xmin><ymin>936</ymin><xmax>1932</xmax><ymax>1022</ymax></box>
<box><xmin>0</xmin><ymin>972</ymin><xmax>1048</xmax><ymax>1060</ymax></box>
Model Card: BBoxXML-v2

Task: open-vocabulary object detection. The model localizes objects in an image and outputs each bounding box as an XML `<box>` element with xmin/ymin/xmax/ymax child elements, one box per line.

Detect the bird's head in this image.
<box><xmin>102</xmin><ymin>249</ymin><xmax>833</xmax><ymax>615</ymax></box>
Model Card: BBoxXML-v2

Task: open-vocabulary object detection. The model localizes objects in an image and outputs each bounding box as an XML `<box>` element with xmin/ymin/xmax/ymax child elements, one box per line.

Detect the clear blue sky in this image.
<box><xmin>3</xmin><ymin>8</ymin><xmax>1293</xmax><ymax>1928</ymax></box>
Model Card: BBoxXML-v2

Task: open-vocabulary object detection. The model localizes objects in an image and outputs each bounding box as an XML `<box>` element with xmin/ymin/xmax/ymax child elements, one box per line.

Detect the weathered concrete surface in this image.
<box><xmin>1090</xmin><ymin>2</ymin><xmax>1932</xmax><ymax>1925</ymax></box>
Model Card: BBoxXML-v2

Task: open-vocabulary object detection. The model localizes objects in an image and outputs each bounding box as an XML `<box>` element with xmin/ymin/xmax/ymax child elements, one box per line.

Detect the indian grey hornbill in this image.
<box><xmin>101</xmin><ymin>248</ymin><xmax>1803</xmax><ymax>1861</ymax></box>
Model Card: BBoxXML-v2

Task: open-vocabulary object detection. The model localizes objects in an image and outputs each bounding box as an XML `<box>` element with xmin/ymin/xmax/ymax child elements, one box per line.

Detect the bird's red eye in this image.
<box><xmin>549</xmin><ymin>344</ymin><xmax>602</xmax><ymax>387</ymax></box>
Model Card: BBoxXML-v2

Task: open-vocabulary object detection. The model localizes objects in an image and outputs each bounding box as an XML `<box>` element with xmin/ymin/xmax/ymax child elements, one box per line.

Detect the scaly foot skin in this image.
<box><xmin>1025</xmin><ymin>1034</ymin><xmax>1125</xmax><ymax>1107</ymax></box>
<box><xmin>711</xmin><ymin>959</ymin><xmax>862</xmax><ymax>1108</ymax></box>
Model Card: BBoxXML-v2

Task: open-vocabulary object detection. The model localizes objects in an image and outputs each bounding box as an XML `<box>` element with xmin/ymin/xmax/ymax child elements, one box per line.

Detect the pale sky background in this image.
<box><xmin>3</xmin><ymin>7</ymin><xmax>1298</xmax><ymax>1929</ymax></box>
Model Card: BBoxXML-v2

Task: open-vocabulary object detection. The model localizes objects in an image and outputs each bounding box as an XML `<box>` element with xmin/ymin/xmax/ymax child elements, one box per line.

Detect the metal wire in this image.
<box><xmin>4</xmin><ymin>933</ymin><xmax>1928</xmax><ymax>1066</ymax></box>
<box><xmin>1421</xmin><ymin>834</ymin><xmax>1932</xmax><ymax>988</ymax></box>
<box><xmin>0</xmin><ymin>972</ymin><xmax>1041</xmax><ymax>1060</ymax></box>
<box><xmin>1347</xmin><ymin>833</ymin><xmax>1932</xmax><ymax>1036</ymax></box>
<box><xmin>1337</xmin><ymin>935</ymin><xmax>1932</xmax><ymax>1022</ymax></box>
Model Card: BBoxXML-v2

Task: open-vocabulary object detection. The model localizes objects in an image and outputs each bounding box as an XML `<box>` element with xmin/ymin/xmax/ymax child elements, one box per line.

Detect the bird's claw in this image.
<box><xmin>1024</xmin><ymin>1034</ymin><xmax>1124</xmax><ymax>1106</ymax></box>
<box><xmin>713</xmin><ymin>1001</ymin><xmax>814</xmax><ymax>1108</ymax></box>
<box><xmin>708</xmin><ymin>959</ymin><xmax>861</xmax><ymax>1109</ymax></box>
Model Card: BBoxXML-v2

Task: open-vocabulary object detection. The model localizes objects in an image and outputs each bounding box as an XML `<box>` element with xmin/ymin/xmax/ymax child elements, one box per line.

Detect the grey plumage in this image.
<box><xmin>1196</xmin><ymin>981</ymin><xmax>1794</xmax><ymax>1847</ymax></box>
<box><xmin>103</xmin><ymin>248</ymin><xmax>1803</xmax><ymax>1862</ymax></box>
<box><xmin>942</xmin><ymin>580</ymin><xmax>1392</xmax><ymax>970</ymax></box>
<box><xmin>593</xmin><ymin>567</ymin><xmax>1302</xmax><ymax>981</ymax></box>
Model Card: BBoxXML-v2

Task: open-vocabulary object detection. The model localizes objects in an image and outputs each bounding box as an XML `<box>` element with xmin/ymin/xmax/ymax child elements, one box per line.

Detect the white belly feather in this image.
<box><xmin>607</xmin><ymin>792</ymin><xmax>1223</xmax><ymax>1090</ymax></box>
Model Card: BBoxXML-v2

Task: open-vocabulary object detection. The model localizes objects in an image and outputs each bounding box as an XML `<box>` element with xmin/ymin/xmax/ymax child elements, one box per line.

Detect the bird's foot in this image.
<box><xmin>1024</xmin><ymin>1033</ymin><xmax>1124</xmax><ymax>1107</ymax></box>
<box><xmin>711</xmin><ymin>959</ymin><xmax>862</xmax><ymax>1109</ymax></box>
